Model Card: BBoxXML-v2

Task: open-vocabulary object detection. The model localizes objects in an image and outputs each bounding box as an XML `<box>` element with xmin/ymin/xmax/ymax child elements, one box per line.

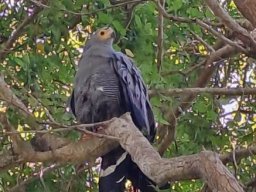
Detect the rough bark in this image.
<box><xmin>206</xmin><ymin>0</ymin><xmax>256</xmax><ymax>52</ymax></box>
<box><xmin>234</xmin><ymin>0</ymin><xmax>256</xmax><ymax>27</ymax></box>
<box><xmin>1</xmin><ymin>113</ymin><xmax>245</xmax><ymax>192</ymax></box>
<box><xmin>105</xmin><ymin>115</ymin><xmax>244</xmax><ymax>192</ymax></box>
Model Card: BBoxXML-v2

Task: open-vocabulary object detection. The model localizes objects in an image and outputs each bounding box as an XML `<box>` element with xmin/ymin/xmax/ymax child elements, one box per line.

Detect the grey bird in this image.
<box><xmin>70</xmin><ymin>26</ymin><xmax>157</xmax><ymax>192</ymax></box>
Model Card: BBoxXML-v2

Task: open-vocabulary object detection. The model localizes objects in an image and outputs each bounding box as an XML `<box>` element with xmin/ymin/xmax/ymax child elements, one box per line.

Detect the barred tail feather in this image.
<box><xmin>99</xmin><ymin>147</ymin><xmax>157</xmax><ymax>192</ymax></box>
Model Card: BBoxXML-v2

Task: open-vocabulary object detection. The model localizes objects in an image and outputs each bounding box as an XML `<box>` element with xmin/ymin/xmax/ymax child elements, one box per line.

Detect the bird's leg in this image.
<box><xmin>81</xmin><ymin>115</ymin><xmax>95</xmax><ymax>140</ymax></box>
<box><xmin>81</xmin><ymin>115</ymin><xmax>105</xmax><ymax>139</ymax></box>
<box><xmin>92</xmin><ymin>125</ymin><xmax>105</xmax><ymax>133</ymax></box>
<box><xmin>81</xmin><ymin>133</ymin><xmax>93</xmax><ymax>140</ymax></box>
<box><xmin>80</xmin><ymin>126</ymin><xmax>106</xmax><ymax>140</ymax></box>
<box><xmin>90</xmin><ymin>109</ymin><xmax>99</xmax><ymax>132</ymax></box>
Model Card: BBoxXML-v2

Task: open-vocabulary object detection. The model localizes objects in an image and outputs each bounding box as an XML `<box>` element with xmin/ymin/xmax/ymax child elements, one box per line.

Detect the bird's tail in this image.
<box><xmin>99</xmin><ymin>147</ymin><xmax>129</xmax><ymax>192</ymax></box>
<box><xmin>127</xmin><ymin>163</ymin><xmax>157</xmax><ymax>192</ymax></box>
<box><xmin>99</xmin><ymin>146</ymin><xmax>157</xmax><ymax>192</ymax></box>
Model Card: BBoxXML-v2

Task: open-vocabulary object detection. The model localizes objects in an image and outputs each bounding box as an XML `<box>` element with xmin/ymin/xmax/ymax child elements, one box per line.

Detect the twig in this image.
<box><xmin>43</xmin><ymin>117</ymin><xmax>113</xmax><ymax>129</ymax></box>
<box><xmin>196</xmin><ymin>19</ymin><xmax>248</xmax><ymax>53</ymax></box>
<box><xmin>161</xmin><ymin>60</ymin><xmax>206</xmax><ymax>77</ymax></box>
<box><xmin>153</xmin><ymin>0</ymin><xmax>193</xmax><ymax>23</ymax></box>
<box><xmin>189</xmin><ymin>30</ymin><xmax>215</xmax><ymax>52</ymax></box>
<box><xmin>76</xmin><ymin>127</ymin><xmax>119</xmax><ymax>141</ymax></box>
<box><xmin>2</xmin><ymin>118</ymin><xmax>119</xmax><ymax>140</ymax></box>
<box><xmin>30</xmin><ymin>0</ymin><xmax>144</xmax><ymax>16</ymax></box>
<box><xmin>27</xmin><ymin>92</ymin><xmax>59</xmax><ymax>125</ymax></box>
<box><xmin>8</xmin><ymin>164</ymin><xmax>61</xmax><ymax>192</ymax></box>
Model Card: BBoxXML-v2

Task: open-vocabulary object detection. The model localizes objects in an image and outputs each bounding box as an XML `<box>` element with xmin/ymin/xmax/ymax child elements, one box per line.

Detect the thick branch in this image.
<box><xmin>205</xmin><ymin>0</ymin><xmax>256</xmax><ymax>51</ymax></box>
<box><xmin>149</xmin><ymin>87</ymin><xmax>256</xmax><ymax>97</ymax></box>
<box><xmin>5</xmin><ymin>130</ymin><xmax>118</xmax><ymax>164</ymax></box>
<box><xmin>0</xmin><ymin>76</ymin><xmax>31</xmax><ymax>116</ymax></box>
<box><xmin>0</xmin><ymin>152</ymin><xmax>19</xmax><ymax>170</ymax></box>
<box><xmin>205</xmin><ymin>0</ymin><xmax>248</xmax><ymax>34</ymax></box>
<box><xmin>105</xmin><ymin>114</ymin><xmax>244</xmax><ymax>192</ymax></box>
<box><xmin>234</xmin><ymin>0</ymin><xmax>256</xmax><ymax>27</ymax></box>
<box><xmin>2</xmin><ymin>113</ymin><xmax>245</xmax><ymax>192</ymax></box>
<box><xmin>221</xmin><ymin>145</ymin><xmax>256</xmax><ymax>165</ymax></box>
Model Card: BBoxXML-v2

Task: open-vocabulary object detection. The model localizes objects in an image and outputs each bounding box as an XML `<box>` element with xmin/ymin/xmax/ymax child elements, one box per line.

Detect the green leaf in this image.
<box><xmin>135</xmin><ymin>15</ymin><xmax>142</xmax><ymax>28</ymax></box>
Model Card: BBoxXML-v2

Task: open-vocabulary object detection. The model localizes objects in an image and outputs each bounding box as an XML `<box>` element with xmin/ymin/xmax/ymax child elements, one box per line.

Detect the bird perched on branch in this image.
<box><xmin>70</xmin><ymin>26</ymin><xmax>157</xmax><ymax>192</ymax></box>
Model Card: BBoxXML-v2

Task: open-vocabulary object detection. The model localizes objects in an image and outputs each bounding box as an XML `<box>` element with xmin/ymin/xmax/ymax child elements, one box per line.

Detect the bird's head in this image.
<box><xmin>87</xmin><ymin>26</ymin><xmax>116</xmax><ymax>46</ymax></box>
<box><xmin>83</xmin><ymin>26</ymin><xmax>116</xmax><ymax>53</ymax></box>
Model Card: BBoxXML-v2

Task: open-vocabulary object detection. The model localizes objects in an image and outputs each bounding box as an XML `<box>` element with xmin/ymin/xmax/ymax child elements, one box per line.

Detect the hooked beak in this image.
<box><xmin>106</xmin><ymin>26</ymin><xmax>116</xmax><ymax>40</ymax></box>
<box><xmin>106</xmin><ymin>26</ymin><xmax>116</xmax><ymax>39</ymax></box>
<box><xmin>111</xmin><ymin>30</ymin><xmax>116</xmax><ymax>39</ymax></box>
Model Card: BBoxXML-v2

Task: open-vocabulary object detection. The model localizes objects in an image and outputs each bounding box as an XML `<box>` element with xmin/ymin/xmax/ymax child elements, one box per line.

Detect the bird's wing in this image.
<box><xmin>111</xmin><ymin>52</ymin><xmax>156</xmax><ymax>141</ymax></box>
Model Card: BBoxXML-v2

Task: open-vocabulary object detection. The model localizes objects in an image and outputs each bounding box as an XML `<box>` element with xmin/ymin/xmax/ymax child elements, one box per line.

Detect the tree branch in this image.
<box><xmin>155</xmin><ymin>0</ymin><xmax>247</xmax><ymax>53</ymax></box>
<box><xmin>0</xmin><ymin>151</ymin><xmax>20</xmax><ymax>171</ymax></box>
<box><xmin>189</xmin><ymin>30</ymin><xmax>215</xmax><ymax>52</ymax></box>
<box><xmin>156</xmin><ymin>0</ymin><xmax>165</xmax><ymax>71</ymax></box>
<box><xmin>1</xmin><ymin>112</ymin><xmax>247</xmax><ymax>191</ymax></box>
<box><xmin>0</xmin><ymin>7</ymin><xmax>42</xmax><ymax>61</ymax></box>
<box><xmin>8</xmin><ymin>164</ymin><xmax>61</xmax><ymax>192</ymax></box>
<box><xmin>221</xmin><ymin>145</ymin><xmax>256</xmax><ymax>165</ymax></box>
<box><xmin>157</xmin><ymin>44</ymin><xmax>237</xmax><ymax>155</ymax></box>
<box><xmin>234</xmin><ymin>0</ymin><xmax>256</xmax><ymax>27</ymax></box>
<box><xmin>30</xmin><ymin>0</ymin><xmax>144</xmax><ymax>16</ymax></box>
<box><xmin>0</xmin><ymin>75</ymin><xmax>44</xmax><ymax>131</ymax></box>
<box><xmin>0</xmin><ymin>76</ymin><xmax>31</xmax><ymax>116</ymax></box>
<box><xmin>149</xmin><ymin>87</ymin><xmax>256</xmax><ymax>97</ymax></box>
<box><xmin>205</xmin><ymin>0</ymin><xmax>256</xmax><ymax>52</ymax></box>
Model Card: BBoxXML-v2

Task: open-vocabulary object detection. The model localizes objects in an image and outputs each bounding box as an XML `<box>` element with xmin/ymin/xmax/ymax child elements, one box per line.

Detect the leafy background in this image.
<box><xmin>0</xmin><ymin>0</ymin><xmax>255</xmax><ymax>191</ymax></box>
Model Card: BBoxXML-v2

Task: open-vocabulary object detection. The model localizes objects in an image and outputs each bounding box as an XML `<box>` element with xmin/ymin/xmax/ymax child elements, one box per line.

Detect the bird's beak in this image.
<box><xmin>106</xmin><ymin>27</ymin><xmax>116</xmax><ymax>40</ymax></box>
<box><xmin>111</xmin><ymin>30</ymin><xmax>116</xmax><ymax>39</ymax></box>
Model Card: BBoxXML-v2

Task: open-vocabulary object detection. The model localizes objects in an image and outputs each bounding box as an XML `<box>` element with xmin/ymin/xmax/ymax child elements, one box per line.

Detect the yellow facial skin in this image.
<box><xmin>96</xmin><ymin>27</ymin><xmax>115</xmax><ymax>41</ymax></box>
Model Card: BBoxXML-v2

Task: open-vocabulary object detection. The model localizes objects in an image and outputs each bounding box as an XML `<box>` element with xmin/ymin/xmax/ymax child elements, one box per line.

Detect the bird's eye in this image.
<box><xmin>100</xmin><ymin>31</ymin><xmax>105</xmax><ymax>36</ymax></box>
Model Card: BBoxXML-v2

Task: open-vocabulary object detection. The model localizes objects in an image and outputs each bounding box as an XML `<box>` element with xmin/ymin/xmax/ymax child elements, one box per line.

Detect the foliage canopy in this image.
<box><xmin>0</xmin><ymin>0</ymin><xmax>255</xmax><ymax>191</ymax></box>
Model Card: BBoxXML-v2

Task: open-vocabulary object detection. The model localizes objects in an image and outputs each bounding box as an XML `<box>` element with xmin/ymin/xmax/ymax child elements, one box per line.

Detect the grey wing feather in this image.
<box><xmin>111</xmin><ymin>52</ymin><xmax>156</xmax><ymax>141</ymax></box>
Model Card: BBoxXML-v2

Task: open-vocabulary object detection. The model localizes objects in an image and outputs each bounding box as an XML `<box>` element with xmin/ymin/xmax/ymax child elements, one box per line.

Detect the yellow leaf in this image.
<box><xmin>36</xmin><ymin>42</ymin><xmax>45</xmax><ymax>54</ymax></box>
<box><xmin>34</xmin><ymin>111</ymin><xmax>39</xmax><ymax>118</ymax></box>
<box><xmin>125</xmin><ymin>49</ymin><xmax>134</xmax><ymax>58</ymax></box>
